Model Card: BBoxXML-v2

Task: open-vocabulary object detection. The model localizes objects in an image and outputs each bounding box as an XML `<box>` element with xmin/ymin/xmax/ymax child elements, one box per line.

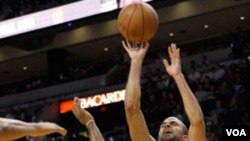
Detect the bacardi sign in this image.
<box><xmin>80</xmin><ymin>90</ymin><xmax>125</xmax><ymax>108</ymax></box>
<box><xmin>59</xmin><ymin>89</ymin><xmax>125</xmax><ymax>113</ymax></box>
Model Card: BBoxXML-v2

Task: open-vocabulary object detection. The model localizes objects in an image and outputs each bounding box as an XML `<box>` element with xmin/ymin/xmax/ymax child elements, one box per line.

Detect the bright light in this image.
<box><xmin>23</xmin><ymin>66</ymin><xmax>27</xmax><ymax>70</ymax></box>
<box><xmin>169</xmin><ymin>33</ymin><xmax>174</xmax><ymax>36</ymax></box>
<box><xmin>204</xmin><ymin>25</ymin><xmax>209</xmax><ymax>28</ymax></box>
<box><xmin>104</xmin><ymin>48</ymin><xmax>109</xmax><ymax>51</ymax></box>
<box><xmin>240</xmin><ymin>16</ymin><xmax>245</xmax><ymax>20</ymax></box>
<box><xmin>67</xmin><ymin>22</ymin><xmax>72</xmax><ymax>27</ymax></box>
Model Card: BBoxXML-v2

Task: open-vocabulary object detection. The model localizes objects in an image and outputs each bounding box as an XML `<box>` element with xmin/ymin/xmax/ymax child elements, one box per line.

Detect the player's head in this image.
<box><xmin>158</xmin><ymin>116</ymin><xmax>188</xmax><ymax>141</ymax></box>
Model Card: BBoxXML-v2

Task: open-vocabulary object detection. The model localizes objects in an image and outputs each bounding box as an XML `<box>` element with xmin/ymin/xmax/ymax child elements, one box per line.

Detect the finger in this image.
<box><xmin>73</xmin><ymin>97</ymin><xmax>77</xmax><ymax>104</ymax></box>
<box><xmin>171</xmin><ymin>44</ymin><xmax>177</xmax><ymax>60</ymax></box>
<box><xmin>162</xmin><ymin>59</ymin><xmax>170</xmax><ymax>69</ymax></box>
<box><xmin>143</xmin><ymin>42</ymin><xmax>150</xmax><ymax>52</ymax></box>
<box><xmin>130</xmin><ymin>42</ymin><xmax>138</xmax><ymax>50</ymax></box>
<box><xmin>76</xmin><ymin>97</ymin><xmax>80</xmax><ymax>106</ymax></box>
<box><xmin>74</xmin><ymin>97</ymin><xmax>79</xmax><ymax>106</ymax></box>
<box><xmin>172</xmin><ymin>43</ymin><xmax>176</xmax><ymax>51</ymax></box>
<box><xmin>76</xmin><ymin>99</ymin><xmax>82</xmax><ymax>111</ymax></box>
<box><xmin>168</xmin><ymin>46</ymin><xmax>173</xmax><ymax>59</ymax></box>
<box><xmin>140</xmin><ymin>42</ymin><xmax>144</xmax><ymax>48</ymax></box>
<box><xmin>126</xmin><ymin>39</ymin><xmax>132</xmax><ymax>48</ymax></box>
<box><xmin>171</xmin><ymin>43</ymin><xmax>176</xmax><ymax>53</ymax></box>
<box><xmin>122</xmin><ymin>40</ymin><xmax>130</xmax><ymax>52</ymax></box>
<box><xmin>171</xmin><ymin>43</ymin><xmax>180</xmax><ymax>61</ymax></box>
<box><xmin>144</xmin><ymin>42</ymin><xmax>149</xmax><ymax>48</ymax></box>
<box><xmin>74</xmin><ymin>97</ymin><xmax>81</xmax><ymax>110</ymax></box>
<box><xmin>133</xmin><ymin>42</ymin><xmax>136</xmax><ymax>48</ymax></box>
<box><xmin>63</xmin><ymin>129</ymin><xmax>67</xmax><ymax>136</ymax></box>
<box><xmin>177</xmin><ymin>48</ymin><xmax>180</xmax><ymax>59</ymax></box>
<box><xmin>173</xmin><ymin>44</ymin><xmax>179</xmax><ymax>56</ymax></box>
<box><xmin>171</xmin><ymin>43</ymin><xmax>175</xmax><ymax>53</ymax></box>
<box><xmin>122</xmin><ymin>40</ymin><xmax>127</xmax><ymax>48</ymax></box>
<box><xmin>59</xmin><ymin>128</ymin><xmax>67</xmax><ymax>136</ymax></box>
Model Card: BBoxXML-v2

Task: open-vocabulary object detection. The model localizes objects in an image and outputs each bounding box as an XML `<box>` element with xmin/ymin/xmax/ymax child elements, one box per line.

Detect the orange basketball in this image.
<box><xmin>117</xmin><ymin>2</ymin><xmax>159</xmax><ymax>42</ymax></box>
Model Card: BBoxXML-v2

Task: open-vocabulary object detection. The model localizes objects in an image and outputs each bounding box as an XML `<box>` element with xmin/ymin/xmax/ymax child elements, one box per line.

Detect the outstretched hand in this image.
<box><xmin>37</xmin><ymin>122</ymin><xmax>67</xmax><ymax>136</ymax></box>
<box><xmin>162</xmin><ymin>43</ymin><xmax>182</xmax><ymax>77</ymax></box>
<box><xmin>72</xmin><ymin>97</ymin><xmax>94</xmax><ymax>126</ymax></box>
<box><xmin>122</xmin><ymin>40</ymin><xmax>149</xmax><ymax>63</ymax></box>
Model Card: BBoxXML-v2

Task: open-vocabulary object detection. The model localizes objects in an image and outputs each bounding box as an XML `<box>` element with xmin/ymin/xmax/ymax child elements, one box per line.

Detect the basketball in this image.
<box><xmin>117</xmin><ymin>2</ymin><xmax>159</xmax><ymax>42</ymax></box>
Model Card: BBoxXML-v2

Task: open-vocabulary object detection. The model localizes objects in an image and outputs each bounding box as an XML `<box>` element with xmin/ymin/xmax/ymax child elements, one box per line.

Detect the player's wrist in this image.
<box><xmin>131</xmin><ymin>59</ymin><xmax>143</xmax><ymax>65</ymax></box>
<box><xmin>172</xmin><ymin>73</ymin><xmax>184</xmax><ymax>80</ymax></box>
<box><xmin>85</xmin><ymin>120</ymin><xmax>95</xmax><ymax>128</ymax></box>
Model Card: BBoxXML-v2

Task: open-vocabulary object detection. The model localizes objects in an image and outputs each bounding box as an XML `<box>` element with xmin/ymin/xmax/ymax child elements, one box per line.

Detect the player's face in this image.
<box><xmin>158</xmin><ymin>117</ymin><xmax>186</xmax><ymax>141</ymax></box>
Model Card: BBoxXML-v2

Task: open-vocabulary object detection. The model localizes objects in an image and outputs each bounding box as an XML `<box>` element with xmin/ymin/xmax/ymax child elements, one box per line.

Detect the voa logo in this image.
<box><xmin>226</xmin><ymin>129</ymin><xmax>246</xmax><ymax>136</ymax></box>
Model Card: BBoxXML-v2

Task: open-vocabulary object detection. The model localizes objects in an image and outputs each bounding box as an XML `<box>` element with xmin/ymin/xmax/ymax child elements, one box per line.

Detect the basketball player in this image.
<box><xmin>122</xmin><ymin>41</ymin><xmax>205</xmax><ymax>141</ymax></box>
<box><xmin>72</xmin><ymin>97</ymin><xmax>105</xmax><ymax>141</ymax></box>
<box><xmin>0</xmin><ymin>117</ymin><xmax>67</xmax><ymax>140</ymax></box>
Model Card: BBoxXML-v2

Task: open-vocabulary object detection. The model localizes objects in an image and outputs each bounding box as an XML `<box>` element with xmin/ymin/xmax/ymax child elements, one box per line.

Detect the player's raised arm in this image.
<box><xmin>122</xmin><ymin>40</ymin><xmax>155</xmax><ymax>141</ymax></box>
<box><xmin>72</xmin><ymin>97</ymin><xmax>105</xmax><ymax>141</ymax></box>
<box><xmin>162</xmin><ymin>43</ymin><xmax>205</xmax><ymax>141</ymax></box>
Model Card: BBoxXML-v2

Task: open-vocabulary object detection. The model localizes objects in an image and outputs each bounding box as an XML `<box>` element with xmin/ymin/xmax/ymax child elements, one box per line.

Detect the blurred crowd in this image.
<box><xmin>0</xmin><ymin>60</ymin><xmax>113</xmax><ymax>96</ymax></box>
<box><xmin>1</xmin><ymin>30</ymin><xmax>250</xmax><ymax>97</ymax></box>
<box><xmin>139</xmin><ymin>57</ymin><xmax>250</xmax><ymax>141</ymax></box>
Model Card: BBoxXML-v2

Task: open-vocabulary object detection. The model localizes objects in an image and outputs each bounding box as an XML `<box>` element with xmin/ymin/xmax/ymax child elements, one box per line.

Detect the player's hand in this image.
<box><xmin>122</xmin><ymin>40</ymin><xmax>149</xmax><ymax>63</ymax></box>
<box><xmin>37</xmin><ymin>122</ymin><xmax>67</xmax><ymax>136</ymax></box>
<box><xmin>162</xmin><ymin>43</ymin><xmax>182</xmax><ymax>77</ymax></box>
<box><xmin>72</xmin><ymin>97</ymin><xmax>94</xmax><ymax>126</ymax></box>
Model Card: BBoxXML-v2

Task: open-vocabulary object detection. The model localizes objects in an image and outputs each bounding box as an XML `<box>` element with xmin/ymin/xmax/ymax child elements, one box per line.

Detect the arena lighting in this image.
<box><xmin>67</xmin><ymin>22</ymin><xmax>73</xmax><ymax>27</ymax></box>
<box><xmin>23</xmin><ymin>66</ymin><xmax>27</xmax><ymax>70</ymax></box>
<box><xmin>204</xmin><ymin>24</ymin><xmax>209</xmax><ymax>28</ymax></box>
<box><xmin>169</xmin><ymin>32</ymin><xmax>174</xmax><ymax>36</ymax></box>
<box><xmin>104</xmin><ymin>47</ymin><xmax>109</xmax><ymax>51</ymax></box>
<box><xmin>0</xmin><ymin>0</ymin><xmax>153</xmax><ymax>39</ymax></box>
<box><xmin>59</xmin><ymin>89</ymin><xmax>125</xmax><ymax>113</ymax></box>
<box><xmin>240</xmin><ymin>16</ymin><xmax>245</xmax><ymax>20</ymax></box>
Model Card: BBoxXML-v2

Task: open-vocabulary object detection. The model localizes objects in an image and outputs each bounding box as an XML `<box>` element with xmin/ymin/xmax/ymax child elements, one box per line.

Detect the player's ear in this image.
<box><xmin>181</xmin><ymin>135</ymin><xmax>188</xmax><ymax>141</ymax></box>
